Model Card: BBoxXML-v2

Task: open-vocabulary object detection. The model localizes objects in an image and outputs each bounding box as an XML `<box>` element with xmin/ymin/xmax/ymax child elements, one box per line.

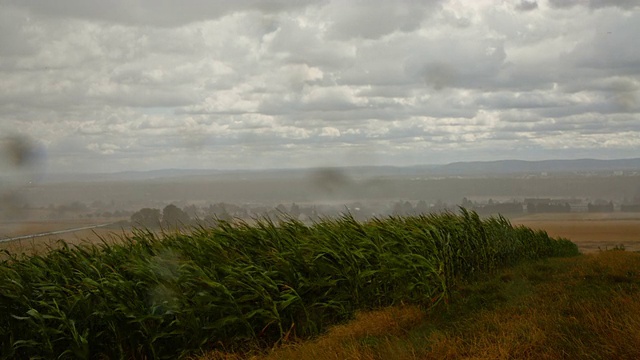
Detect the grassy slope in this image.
<box><xmin>201</xmin><ymin>250</ymin><xmax>640</xmax><ymax>360</ymax></box>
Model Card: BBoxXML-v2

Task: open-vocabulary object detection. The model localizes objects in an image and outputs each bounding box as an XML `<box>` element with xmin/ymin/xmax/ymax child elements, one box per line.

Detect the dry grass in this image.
<box><xmin>427</xmin><ymin>251</ymin><xmax>640</xmax><ymax>359</ymax></box>
<box><xmin>201</xmin><ymin>251</ymin><xmax>640</xmax><ymax>360</ymax></box>
<box><xmin>197</xmin><ymin>306</ymin><xmax>426</xmax><ymax>360</ymax></box>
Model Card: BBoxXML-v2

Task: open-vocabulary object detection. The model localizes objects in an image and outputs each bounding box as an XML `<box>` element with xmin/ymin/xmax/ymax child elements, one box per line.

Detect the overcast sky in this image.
<box><xmin>0</xmin><ymin>0</ymin><xmax>639</xmax><ymax>174</ymax></box>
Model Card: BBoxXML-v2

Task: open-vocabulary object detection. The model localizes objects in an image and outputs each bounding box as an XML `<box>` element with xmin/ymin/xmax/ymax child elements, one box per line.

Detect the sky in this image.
<box><xmin>0</xmin><ymin>0</ymin><xmax>639</xmax><ymax>174</ymax></box>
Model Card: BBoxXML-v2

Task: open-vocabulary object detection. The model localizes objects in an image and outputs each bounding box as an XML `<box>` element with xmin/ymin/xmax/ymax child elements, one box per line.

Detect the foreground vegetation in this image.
<box><xmin>230</xmin><ymin>250</ymin><xmax>640</xmax><ymax>360</ymax></box>
<box><xmin>0</xmin><ymin>210</ymin><xmax>577</xmax><ymax>359</ymax></box>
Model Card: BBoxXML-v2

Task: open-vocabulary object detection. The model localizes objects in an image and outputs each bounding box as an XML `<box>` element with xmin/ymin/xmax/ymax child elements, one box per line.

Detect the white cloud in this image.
<box><xmin>320</xmin><ymin>126</ymin><xmax>341</xmax><ymax>137</ymax></box>
<box><xmin>87</xmin><ymin>142</ymin><xmax>120</xmax><ymax>155</ymax></box>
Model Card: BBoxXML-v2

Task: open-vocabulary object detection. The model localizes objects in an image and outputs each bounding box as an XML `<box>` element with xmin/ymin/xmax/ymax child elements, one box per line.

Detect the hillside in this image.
<box><xmin>203</xmin><ymin>250</ymin><xmax>640</xmax><ymax>360</ymax></box>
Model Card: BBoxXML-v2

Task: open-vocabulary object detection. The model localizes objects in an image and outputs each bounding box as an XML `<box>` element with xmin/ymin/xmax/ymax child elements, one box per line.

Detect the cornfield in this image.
<box><xmin>0</xmin><ymin>209</ymin><xmax>578</xmax><ymax>359</ymax></box>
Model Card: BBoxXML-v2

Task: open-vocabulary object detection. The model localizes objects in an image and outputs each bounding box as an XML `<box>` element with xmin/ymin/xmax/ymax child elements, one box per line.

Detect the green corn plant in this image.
<box><xmin>0</xmin><ymin>209</ymin><xmax>579</xmax><ymax>359</ymax></box>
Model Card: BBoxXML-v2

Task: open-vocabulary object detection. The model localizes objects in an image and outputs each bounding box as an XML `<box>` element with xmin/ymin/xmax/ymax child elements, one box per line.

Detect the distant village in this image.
<box><xmin>24</xmin><ymin>195</ymin><xmax>640</xmax><ymax>230</ymax></box>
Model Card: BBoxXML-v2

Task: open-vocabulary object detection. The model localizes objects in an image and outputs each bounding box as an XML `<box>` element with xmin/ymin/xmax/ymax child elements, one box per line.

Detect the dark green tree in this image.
<box><xmin>415</xmin><ymin>200</ymin><xmax>429</xmax><ymax>214</ymax></box>
<box><xmin>162</xmin><ymin>204</ymin><xmax>191</xmax><ymax>228</ymax></box>
<box><xmin>130</xmin><ymin>208</ymin><xmax>161</xmax><ymax>228</ymax></box>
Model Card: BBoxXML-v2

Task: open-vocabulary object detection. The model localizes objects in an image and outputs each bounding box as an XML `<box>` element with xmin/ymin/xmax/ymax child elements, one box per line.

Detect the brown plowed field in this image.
<box><xmin>511</xmin><ymin>212</ymin><xmax>640</xmax><ymax>253</ymax></box>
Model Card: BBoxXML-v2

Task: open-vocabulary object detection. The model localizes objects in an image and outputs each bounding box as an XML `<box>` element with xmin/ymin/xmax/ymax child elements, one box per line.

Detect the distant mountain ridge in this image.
<box><xmin>41</xmin><ymin>158</ymin><xmax>640</xmax><ymax>183</ymax></box>
<box><xmin>437</xmin><ymin>158</ymin><xmax>640</xmax><ymax>175</ymax></box>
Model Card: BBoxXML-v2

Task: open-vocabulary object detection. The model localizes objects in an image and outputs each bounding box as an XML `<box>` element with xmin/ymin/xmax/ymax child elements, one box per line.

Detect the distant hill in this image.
<box><xmin>40</xmin><ymin>168</ymin><xmax>229</xmax><ymax>183</ymax></box>
<box><xmin>434</xmin><ymin>158</ymin><xmax>640</xmax><ymax>176</ymax></box>
<box><xmin>40</xmin><ymin>158</ymin><xmax>640</xmax><ymax>183</ymax></box>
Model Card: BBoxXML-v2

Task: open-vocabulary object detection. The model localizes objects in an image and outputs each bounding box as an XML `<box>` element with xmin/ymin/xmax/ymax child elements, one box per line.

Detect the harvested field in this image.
<box><xmin>512</xmin><ymin>212</ymin><xmax>640</xmax><ymax>253</ymax></box>
<box><xmin>1</xmin><ymin>219</ymin><xmax>130</xmax><ymax>256</ymax></box>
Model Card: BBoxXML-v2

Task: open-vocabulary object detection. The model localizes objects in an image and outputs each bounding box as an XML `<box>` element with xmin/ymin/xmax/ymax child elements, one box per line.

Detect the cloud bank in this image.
<box><xmin>0</xmin><ymin>0</ymin><xmax>638</xmax><ymax>173</ymax></box>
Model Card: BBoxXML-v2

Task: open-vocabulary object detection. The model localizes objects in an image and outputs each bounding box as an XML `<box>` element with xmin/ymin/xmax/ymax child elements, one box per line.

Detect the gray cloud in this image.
<box><xmin>3</xmin><ymin>0</ymin><xmax>322</xmax><ymax>27</ymax></box>
<box><xmin>515</xmin><ymin>0</ymin><xmax>539</xmax><ymax>11</ymax></box>
<box><xmin>547</xmin><ymin>0</ymin><xmax>583</xmax><ymax>8</ymax></box>
<box><xmin>0</xmin><ymin>0</ymin><xmax>638</xmax><ymax>172</ymax></box>
<box><xmin>325</xmin><ymin>0</ymin><xmax>444</xmax><ymax>40</ymax></box>
<box><xmin>548</xmin><ymin>0</ymin><xmax>640</xmax><ymax>10</ymax></box>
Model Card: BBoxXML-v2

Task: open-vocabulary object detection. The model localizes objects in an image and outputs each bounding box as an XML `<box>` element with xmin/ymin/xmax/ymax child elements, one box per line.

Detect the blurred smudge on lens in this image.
<box><xmin>0</xmin><ymin>135</ymin><xmax>45</xmax><ymax>221</ymax></box>
<box><xmin>308</xmin><ymin>167</ymin><xmax>351</xmax><ymax>194</ymax></box>
<box><xmin>5</xmin><ymin>136</ymin><xmax>33</xmax><ymax>166</ymax></box>
<box><xmin>0</xmin><ymin>193</ymin><xmax>28</xmax><ymax>221</ymax></box>
<box><xmin>1</xmin><ymin>135</ymin><xmax>40</xmax><ymax>169</ymax></box>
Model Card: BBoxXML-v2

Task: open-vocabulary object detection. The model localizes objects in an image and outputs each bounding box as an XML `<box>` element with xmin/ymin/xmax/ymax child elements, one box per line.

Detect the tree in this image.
<box><xmin>183</xmin><ymin>204</ymin><xmax>199</xmax><ymax>219</ymax></box>
<box><xmin>275</xmin><ymin>204</ymin><xmax>288</xmax><ymax>214</ymax></box>
<box><xmin>415</xmin><ymin>200</ymin><xmax>429</xmax><ymax>214</ymax></box>
<box><xmin>130</xmin><ymin>208</ymin><xmax>161</xmax><ymax>228</ymax></box>
<box><xmin>162</xmin><ymin>204</ymin><xmax>191</xmax><ymax>228</ymax></box>
<box><xmin>205</xmin><ymin>203</ymin><xmax>232</xmax><ymax>222</ymax></box>
<box><xmin>392</xmin><ymin>201</ymin><xmax>414</xmax><ymax>216</ymax></box>
<box><xmin>290</xmin><ymin>203</ymin><xmax>301</xmax><ymax>218</ymax></box>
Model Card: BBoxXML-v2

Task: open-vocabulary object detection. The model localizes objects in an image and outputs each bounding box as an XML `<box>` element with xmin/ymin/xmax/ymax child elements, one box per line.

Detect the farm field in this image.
<box><xmin>2</xmin><ymin>211</ymin><xmax>635</xmax><ymax>359</ymax></box>
<box><xmin>0</xmin><ymin>218</ymin><xmax>130</xmax><ymax>255</ymax></box>
<box><xmin>2</xmin><ymin>212</ymin><xmax>639</xmax><ymax>255</ymax></box>
<box><xmin>0</xmin><ymin>213</ymin><xmax>640</xmax><ymax>360</ymax></box>
<box><xmin>511</xmin><ymin>212</ymin><xmax>640</xmax><ymax>253</ymax></box>
<box><xmin>0</xmin><ymin>211</ymin><xmax>578</xmax><ymax>359</ymax></box>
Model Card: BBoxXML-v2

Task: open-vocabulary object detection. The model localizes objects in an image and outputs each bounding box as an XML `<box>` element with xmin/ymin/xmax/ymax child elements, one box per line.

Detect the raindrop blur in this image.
<box><xmin>309</xmin><ymin>167</ymin><xmax>351</xmax><ymax>194</ymax></box>
<box><xmin>0</xmin><ymin>135</ymin><xmax>45</xmax><ymax>220</ymax></box>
